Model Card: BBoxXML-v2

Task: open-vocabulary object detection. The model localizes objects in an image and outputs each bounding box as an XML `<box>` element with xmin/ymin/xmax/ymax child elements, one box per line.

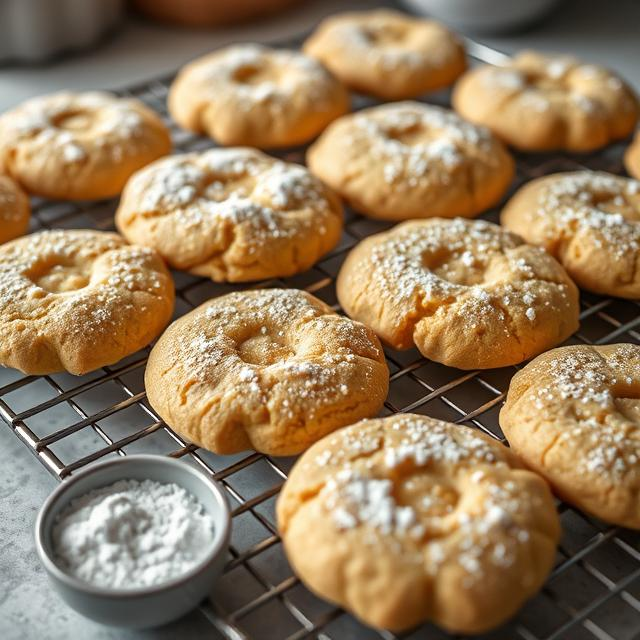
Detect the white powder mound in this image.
<box><xmin>52</xmin><ymin>479</ymin><xmax>215</xmax><ymax>589</ymax></box>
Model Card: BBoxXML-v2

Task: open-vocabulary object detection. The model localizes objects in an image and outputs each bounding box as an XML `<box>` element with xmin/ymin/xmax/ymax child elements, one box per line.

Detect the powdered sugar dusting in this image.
<box><xmin>327</xmin><ymin>13</ymin><xmax>461</xmax><ymax>72</ymax></box>
<box><xmin>126</xmin><ymin>148</ymin><xmax>337</xmax><ymax>250</ymax></box>
<box><xmin>0</xmin><ymin>230</ymin><xmax>168</xmax><ymax>340</ymax></box>
<box><xmin>0</xmin><ymin>91</ymin><xmax>152</xmax><ymax>165</ymax></box>
<box><xmin>175</xmin><ymin>289</ymin><xmax>384</xmax><ymax>422</ymax></box>
<box><xmin>309</xmin><ymin>416</ymin><xmax>546</xmax><ymax>586</ymax></box>
<box><xmin>349</xmin><ymin>103</ymin><xmax>495</xmax><ymax>186</ymax></box>
<box><xmin>534</xmin><ymin>172</ymin><xmax>640</xmax><ymax>258</ymax></box>
<box><xmin>480</xmin><ymin>52</ymin><xmax>634</xmax><ymax>118</ymax></box>
<box><xmin>188</xmin><ymin>43</ymin><xmax>338</xmax><ymax>110</ymax></box>
<box><xmin>353</xmin><ymin>218</ymin><xmax>570</xmax><ymax>334</ymax></box>
<box><xmin>525</xmin><ymin>344</ymin><xmax>640</xmax><ymax>480</ymax></box>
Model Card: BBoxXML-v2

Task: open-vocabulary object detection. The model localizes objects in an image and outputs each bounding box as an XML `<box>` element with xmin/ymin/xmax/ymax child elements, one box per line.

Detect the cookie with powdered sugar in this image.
<box><xmin>502</xmin><ymin>171</ymin><xmax>640</xmax><ymax>298</ymax></box>
<box><xmin>277</xmin><ymin>414</ymin><xmax>560</xmax><ymax>633</ymax></box>
<box><xmin>307</xmin><ymin>101</ymin><xmax>514</xmax><ymax>221</ymax></box>
<box><xmin>168</xmin><ymin>43</ymin><xmax>350</xmax><ymax>148</ymax></box>
<box><xmin>501</xmin><ymin>344</ymin><xmax>640</xmax><ymax>529</ymax></box>
<box><xmin>453</xmin><ymin>51</ymin><xmax>638</xmax><ymax>152</ymax></box>
<box><xmin>303</xmin><ymin>9</ymin><xmax>466</xmax><ymax>100</ymax></box>
<box><xmin>145</xmin><ymin>288</ymin><xmax>388</xmax><ymax>456</ymax></box>
<box><xmin>0</xmin><ymin>174</ymin><xmax>30</xmax><ymax>244</ymax></box>
<box><xmin>116</xmin><ymin>147</ymin><xmax>343</xmax><ymax>283</ymax></box>
<box><xmin>0</xmin><ymin>91</ymin><xmax>171</xmax><ymax>200</ymax></box>
<box><xmin>0</xmin><ymin>230</ymin><xmax>174</xmax><ymax>375</ymax></box>
<box><xmin>337</xmin><ymin>218</ymin><xmax>579</xmax><ymax>370</ymax></box>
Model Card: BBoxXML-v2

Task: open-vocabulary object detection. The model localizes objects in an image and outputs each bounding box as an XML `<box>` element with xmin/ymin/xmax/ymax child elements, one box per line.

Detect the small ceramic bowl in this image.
<box><xmin>35</xmin><ymin>454</ymin><xmax>231</xmax><ymax>629</ymax></box>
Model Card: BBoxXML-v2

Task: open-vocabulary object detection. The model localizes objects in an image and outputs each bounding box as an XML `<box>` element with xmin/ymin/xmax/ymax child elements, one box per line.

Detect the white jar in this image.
<box><xmin>0</xmin><ymin>0</ymin><xmax>123</xmax><ymax>62</ymax></box>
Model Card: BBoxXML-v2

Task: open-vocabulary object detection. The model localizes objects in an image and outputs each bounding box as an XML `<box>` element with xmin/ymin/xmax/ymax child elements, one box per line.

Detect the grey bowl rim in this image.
<box><xmin>34</xmin><ymin>453</ymin><xmax>231</xmax><ymax>599</ymax></box>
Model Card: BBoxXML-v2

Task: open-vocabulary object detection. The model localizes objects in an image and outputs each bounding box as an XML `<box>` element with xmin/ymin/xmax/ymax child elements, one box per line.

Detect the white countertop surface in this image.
<box><xmin>0</xmin><ymin>1</ymin><xmax>639</xmax><ymax>639</ymax></box>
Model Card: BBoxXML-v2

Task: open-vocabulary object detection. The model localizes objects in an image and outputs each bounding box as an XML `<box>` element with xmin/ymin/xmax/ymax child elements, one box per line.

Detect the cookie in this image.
<box><xmin>116</xmin><ymin>148</ymin><xmax>343</xmax><ymax>283</ymax></box>
<box><xmin>307</xmin><ymin>102</ymin><xmax>514</xmax><ymax>221</ymax></box>
<box><xmin>0</xmin><ymin>91</ymin><xmax>171</xmax><ymax>201</ymax></box>
<box><xmin>500</xmin><ymin>344</ymin><xmax>640</xmax><ymax>529</ymax></box>
<box><xmin>168</xmin><ymin>44</ymin><xmax>350</xmax><ymax>148</ymax></box>
<box><xmin>145</xmin><ymin>288</ymin><xmax>388</xmax><ymax>456</ymax></box>
<box><xmin>303</xmin><ymin>9</ymin><xmax>466</xmax><ymax>100</ymax></box>
<box><xmin>277</xmin><ymin>414</ymin><xmax>560</xmax><ymax>633</ymax></box>
<box><xmin>453</xmin><ymin>51</ymin><xmax>638</xmax><ymax>152</ymax></box>
<box><xmin>0</xmin><ymin>230</ymin><xmax>174</xmax><ymax>375</ymax></box>
<box><xmin>624</xmin><ymin>131</ymin><xmax>640</xmax><ymax>180</ymax></box>
<box><xmin>337</xmin><ymin>218</ymin><xmax>579</xmax><ymax>370</ymax></box>
<box><xmin>501</xmin><ymin>171</ymin><xmax>640</xmax><ymax>298</ymax></box>
<box><xmin>0</xmin><ymin>174</ymin><xmax>30</xmax><ymax>244</ymax></box>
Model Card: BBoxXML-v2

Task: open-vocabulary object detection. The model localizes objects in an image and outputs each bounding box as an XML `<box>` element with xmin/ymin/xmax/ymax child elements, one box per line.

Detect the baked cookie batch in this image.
<box><xmin>1</xmin><ymin>8</ymin><xmax>640</xmax><ymax>636</ymax></box>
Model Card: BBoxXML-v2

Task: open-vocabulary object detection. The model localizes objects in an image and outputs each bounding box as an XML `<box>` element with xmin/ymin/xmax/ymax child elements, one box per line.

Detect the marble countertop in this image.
<box><xmin>1</xmin><ymin>1</ymin><xmax>639</xmax><ymax>638</ymax></box>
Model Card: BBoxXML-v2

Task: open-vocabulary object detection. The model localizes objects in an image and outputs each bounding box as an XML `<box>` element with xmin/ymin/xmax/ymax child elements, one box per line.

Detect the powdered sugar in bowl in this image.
<box><xmin>35</xmin><ymin>455</ymin><xmax>230</xmax><ymax>628</ymax></box>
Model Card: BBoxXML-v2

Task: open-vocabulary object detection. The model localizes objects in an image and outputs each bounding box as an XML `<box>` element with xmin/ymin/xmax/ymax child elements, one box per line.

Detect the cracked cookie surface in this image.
<box><xmin>0</xmin><ymin>229</ymin><xmax>174</xmax><ymax>375</ymax></box>
<box><xmin>501</xmin><ymin>344</ymin><xmax>640</xmax><ymax>529</ymax></box>
<box><xmin>144</xmin><ymin>288</ymin><xmax>388</xmax><ymax>456</ymax></box>
<box><xmin>337</xmin><ymin>218</ymin><xmax>579</xmax><ymax>369</ymax></box>
<box><xmin>303</xmin><ymin>9</ymin><xmax>466</xmax><ymax>100</ymax></box>
<box><xmin>277</xmin><ymin>414</ymin><xmax>560</xmax><ymax>633</ymax></box>
<box><xmin>168</xmin><ymin>43</ymin><xmax>350</xmax><ymax>148</ymax></box>
<box><xmin>453</xmin><ymin>51</ymin><xmax>638</xmax><ymax>152</ymax></box>
<box><xmin>115</xmin><ymin>147</ymin><xmax>343</xmax><ymax>283</ymax></box>
<box><xmin>0</xmin><ymin>91</ymin><xmax>171</xmax><ymax>200</ymax></box>
<box><xmin>0</xmin><ymin>174</ymin><xmax>30</xmax><ymax>244</ymax></box>
<box><xmin>502</xmin><ymin>171</ymin><xmax>640</xmax><ymax>298</ymax></box>
<box><xmin>307</xmin><ymin>101</ymin><xmax>514</xmax><ymax>221</ymax></box>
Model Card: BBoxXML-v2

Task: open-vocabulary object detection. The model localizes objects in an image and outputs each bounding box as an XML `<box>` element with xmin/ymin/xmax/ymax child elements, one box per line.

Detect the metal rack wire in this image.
<box><xmin>2</xmin><ymin>36</ymin><xmax>640</xmax><ymax>640</ymax></box>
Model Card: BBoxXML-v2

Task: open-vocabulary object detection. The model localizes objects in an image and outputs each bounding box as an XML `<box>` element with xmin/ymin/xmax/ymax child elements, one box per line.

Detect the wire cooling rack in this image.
<box><xmin>2</xmin><ymin>35</ymin><xmax>640</xmax><ymax>640</ymax></box>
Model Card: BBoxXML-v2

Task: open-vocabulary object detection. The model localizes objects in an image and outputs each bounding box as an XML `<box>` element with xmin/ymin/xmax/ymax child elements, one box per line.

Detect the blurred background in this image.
<box><xmin>1</xmin><ymin>0</ymin><xmax>639</xmax><ymax>111</ymax></box>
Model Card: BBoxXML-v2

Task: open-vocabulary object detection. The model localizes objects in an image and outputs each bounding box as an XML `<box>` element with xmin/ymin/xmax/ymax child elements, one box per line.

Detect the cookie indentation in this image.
<box><xmin>51</xmin><ymin>109</ymin><xmax>92</xmax><ymax>132</ymax></box>
<box><xmin>26</xmin><ymin>258</ymin><xmax>90</xmax><ymax>293</ymax></box>
<box><xmin>237</xmin><ymin>334</ymin><xmax>293</xmax><ymax>366</ymax></box>
<box><xmin>232</xmin><ymin>63</ymin><xmax>270</xmax><ymax>85</ymax></box>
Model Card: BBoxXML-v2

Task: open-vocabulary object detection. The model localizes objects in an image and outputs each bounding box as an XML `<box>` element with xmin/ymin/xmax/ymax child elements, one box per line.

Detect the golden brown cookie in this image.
<box><xmin>303</xmin><ymin>9</ymin><xmax>466</xmax><ymax>100</ymax></box>
<box><xmin>0</xmin><ymin>230</ymin><xmax>174</xmax><ymax>375</ymax></box>
<box><xmin>0</xmin><ymin>174</ymin><xmax>30</xmax><ymax>244</ymax></box>
<box><xmin>307</xmin><ymin>101</ymin><xmax>514</xmax><ymax>221</ymax></box>
<box><xmin>168</xmin><ymin>44</ymin><xmax>350</xmax><ymax>148</ymax></box>
<box><xmin>0</xmin><ymin>91</ymin><xmax>171</xmax><ymax>201</ymax></box>
<box><xmin>337</xmin><ymin>218</ymin><xmax>579</xmax><ymax>370</ymax></box>
<box><xmin>277</xmin><ymin>414</ymin><xmax>560</xmax><ymax>634</ymax></box>
<box><xmin>116</xmin><ymin>147</ymin><xmax>343</xmax><ymax>283</ymax></box>
<box><xmin>501</xmin><ymin>171</ymin><xmax>640</xmax><ymax>298</ymax></box>
<box><xmin>452</xmin><ymin>51</ymin><xmax>639</xmax><ymax>152</ymax></box>
<box><xmin>500</xmin><ymin>344</ymin><xmax>640</xmax><ymax>529</ymax></box>
<box><xmin>624</xmin><ymin>131</ymin><xmax>640</xmax><ymax>180</ymax></box>
<box><xmin>145</xmin><ymin>288</ymin><xmax>388</xmax><ymax>456</ymax></box>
